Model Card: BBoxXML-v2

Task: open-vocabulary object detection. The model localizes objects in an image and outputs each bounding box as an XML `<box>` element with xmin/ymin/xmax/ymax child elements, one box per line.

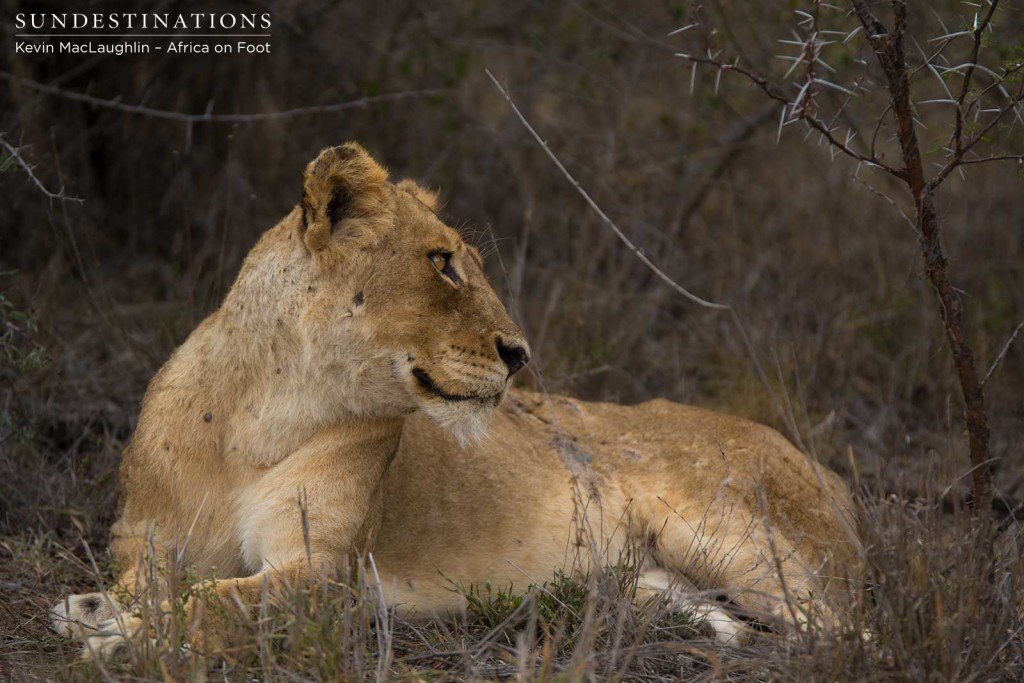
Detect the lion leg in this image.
<box><xmin>177</xmin><ymin>427</ymin><xmax>384</xmax><ymax>655</ymax></box>
<box><xmin>68</xmin><ymin>552</ymin><xmax>337</xmax><ymax>658</ymax></box>
<box><xmin>709</xmin><ymin>526</ymin><xmax>833</xmax><ymax>633</ymax></box>
<box><xmin>64</xmin><ymin>423</ymin><xmax>393</xmax><ymax>659</ymax></box>
<box><xmin>645</xmin><ymin>506</ymin><xmax>828</xmax><ymax>635</ymax></box>
<box><xmin>178</xmin><ymin>553</ymin><xmax>337</xmax><ymax>654</ymax></box>
<box><xmin>634</xmin><ymin>566</ymin><xmax>745</xmax><ymax>644</ymax></box>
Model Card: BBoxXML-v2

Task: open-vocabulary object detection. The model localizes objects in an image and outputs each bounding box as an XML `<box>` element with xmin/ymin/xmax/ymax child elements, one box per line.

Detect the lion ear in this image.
<box><xmin>301</xmin><ymin>143</ymin><xmax>390</xmax><ymax>251</ymax></box>
<box><xmin>396</xmin><ymin>179</ymin><xmax>441</xmax><ymax>213</ymax></box>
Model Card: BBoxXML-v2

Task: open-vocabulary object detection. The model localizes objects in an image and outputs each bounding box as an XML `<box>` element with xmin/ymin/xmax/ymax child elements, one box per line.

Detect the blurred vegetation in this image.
<box><xmin>1</xmin><ymin>0</ymin><xmax>1022</xmax><ymax>679</ymax></box>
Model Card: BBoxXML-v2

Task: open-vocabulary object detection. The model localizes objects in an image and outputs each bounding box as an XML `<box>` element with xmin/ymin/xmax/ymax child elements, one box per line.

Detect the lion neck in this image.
<box><xmin>163</xmin><ymin>212</ymin><xmax>407</xmax><ymax>468</ymax></box>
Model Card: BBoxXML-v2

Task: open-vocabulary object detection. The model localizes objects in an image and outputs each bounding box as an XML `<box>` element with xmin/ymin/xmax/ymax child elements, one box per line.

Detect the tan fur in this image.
<box><xmin>50</xmin><ymin>143</ymin><xmax>860</xmax><ymax>657</ymax></box>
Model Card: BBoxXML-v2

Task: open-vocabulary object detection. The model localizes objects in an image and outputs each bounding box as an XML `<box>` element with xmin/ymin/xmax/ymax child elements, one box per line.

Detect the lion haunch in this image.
<box><xmin>50</xmin><ymin>143</ymin><xmax>860</xmax><ymax>657</ymax></box>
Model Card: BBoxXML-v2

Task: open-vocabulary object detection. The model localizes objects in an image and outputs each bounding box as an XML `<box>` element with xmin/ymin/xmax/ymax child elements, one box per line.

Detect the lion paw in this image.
<box><xmin>49</xmin><ymin>593</ymin><xmax>119</xmax><ymax>639</ymax></box>
<box><xmin>80</xmin><ymin>614</ymin><xmax>143</xmax><ymax>661</ymax></box>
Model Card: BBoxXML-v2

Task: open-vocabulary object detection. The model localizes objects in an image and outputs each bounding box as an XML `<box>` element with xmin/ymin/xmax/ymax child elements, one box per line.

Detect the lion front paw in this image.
<box><xmin>80</xmin><ymin>614</ymin><xmax>143</xmax><ymax>661</ymax></box>
<box><xmin>49</xmin><ymin>593</ymin><xmax>119</xmax><ymax>639</ymax></box>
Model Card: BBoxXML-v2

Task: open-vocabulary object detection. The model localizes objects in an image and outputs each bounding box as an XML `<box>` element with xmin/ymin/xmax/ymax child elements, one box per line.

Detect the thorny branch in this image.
<box><xmin>676</xmin><ymin>50</ymin><xmax>904</xmax><ymax>179</ymax></box>
<box><xmin>851</xmin><ymin>0</ymin><xmax>992</xmax><ymax>511</ymax></box>
<box><xmin>955</xmin><ymin>153</ymin><xmax>1024</xmax><ymax>167</ymax></box>
<box><xmin>951</xmin><ymin>0</ymin><xmax>1001</xmax><ymax>158</ymax></box>
<box><xmin>931</xmin><ymin>71</ymin><xmax>1024</xmax><ymax>188</ymax></box>
<box><xmin>677</xmin><ymin>0</ymin><xmax>1024</xmax><ymax>513</ymax></box>
<box><xmin>0</xmin><ymin>134</ymin><xmax>83</xmax><ymax>205</ymax></box>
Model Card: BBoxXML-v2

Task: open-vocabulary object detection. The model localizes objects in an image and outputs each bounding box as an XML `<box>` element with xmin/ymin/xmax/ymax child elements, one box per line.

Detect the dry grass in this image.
<box><xmin>2</xmin><ymin>0</ymin><xmax>1023</xmax><ymax>680</ymax></box>
<box><xmin>2</xmin><ymin>489</ymin><xmax>1021</xmax><ymax>681</ymax></box>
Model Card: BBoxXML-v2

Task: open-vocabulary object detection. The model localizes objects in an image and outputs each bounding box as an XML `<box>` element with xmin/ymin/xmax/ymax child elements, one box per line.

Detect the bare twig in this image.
<box><xmin>727</xmin><ymin>308</ymin><xmax>806</xmax><ymax>450</ymax></box>
<box><xmin>0</xmin><ymin>134</ymin><xmax>83</xmax><ymax>204</ymax></box>
<box><xmin>955</xmin><ymin>153</ymin><xmax>1024</xmax><ymax>167</ymax></box>
<box><xmin>850</xmin><ymin>170</ymin><xmax>915</xmax><ymax>230</ymax></box>
<box><xmin>930</xmin><ymin>74</ymin><xmax>1024</xmax><ymax>188</ymax></box>
<box><xmin>869</xmin><ymin>102</ymin><xmax>894</xmax><ymax>160</ymax></box>
<box><xmin>951</xmin><ymin>0</ymin><xmax>1001</xmax><ymax>156</ymax></box>
<box><xmin>485</xmin><ymin>69</ymin><xmax>730</xmax><ymax>311</ymax></box>
<box><xmin>0</xmin><ymin>70</ymin><xmax>450</xmax><ymax>124</ymax></box>
<box><xmin>981</xmin><ymin>320</ymin><xmax>1024</xmax><ymax>389</ymax></box>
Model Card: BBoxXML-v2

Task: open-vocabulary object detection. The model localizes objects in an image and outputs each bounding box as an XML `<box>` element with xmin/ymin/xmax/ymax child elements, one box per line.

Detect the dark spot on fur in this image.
<box><xmin>407</xmin><ymin>354</ymin><xmax>414</xmax><ymax>362</ymax></box>
<box><xmin>82</xmin><ymin>597</ymin><xmax>101</xmax><ymax>614</ymax></box>
<box><xmin>353</xmin><ymin>290</ymin><xmax>364</xmax><ymax>306</ymax></box>
<box><xmin>276</xmin><ymin>367</ymin><xmax>282</xmax><ymax>374</ymax></box>
<box><xmin>203</xmin><ymin>412</ymin><xmax>213</xmax><ymax>423</ymax></box>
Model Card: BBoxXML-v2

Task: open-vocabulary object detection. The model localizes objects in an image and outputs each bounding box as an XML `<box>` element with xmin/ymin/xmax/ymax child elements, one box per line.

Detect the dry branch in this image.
<box><xmin>674</xmin><ymin>54</ymin><xmax>904</xmax><ymax>179</ymax></box>
<box><xmin>950</xmin><ymin>0</ymin><xmax>1001</xmax><ymax>158</ymax></box>
<box><xmin>485</xmin><ymin>69</ymin><xmax>730</xmax><ymax>312</ymax></box>
<box><xmin>0</xmin><ymin>70</ymin><xmax>450</xmax><ymax>124</ymax></box>
<box><xmin>0</xmin><ymin>134</ymin><xmax>83</xmax><ymax>205</ymax></box>
<box><xmin>982</xmin><ymin>320</ymin><xmax>1024</xmax><ymax>389</ymax></box>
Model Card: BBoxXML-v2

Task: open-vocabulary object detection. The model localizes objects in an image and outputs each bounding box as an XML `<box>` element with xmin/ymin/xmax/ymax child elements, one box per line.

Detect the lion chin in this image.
<box><xmin>419</xmin><ymin>397</ymin><xmax>499</xmax><ymax>446</ymax></box>
<box><xmin>407</xmin><ymin>364</ymin><xmax>508</xmax><ymax>445</ymax></box>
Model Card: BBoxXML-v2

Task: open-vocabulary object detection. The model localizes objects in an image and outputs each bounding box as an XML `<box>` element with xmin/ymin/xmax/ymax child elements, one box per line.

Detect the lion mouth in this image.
<box><xmin>412</xmin><ymin>367</ymin><xmax>502</xmax><ymax>405</ymax></box>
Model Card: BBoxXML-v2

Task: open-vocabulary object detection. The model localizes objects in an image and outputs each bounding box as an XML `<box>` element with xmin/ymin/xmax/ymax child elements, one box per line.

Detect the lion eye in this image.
<box><xmin>429</xmin><ymin>253</ymin><xmax>449</xmax><ymax>273</ymax></box>
<box><xmin>429</xmin><ymin>251</ymin><xmax>462</xmax><ymax>285</ymax></box>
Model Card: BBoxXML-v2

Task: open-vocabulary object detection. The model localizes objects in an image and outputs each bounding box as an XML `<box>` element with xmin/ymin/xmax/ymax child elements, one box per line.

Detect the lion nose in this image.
<box><xmin>496</xmin><ymin>336</ymin><xmax>530</xmax><ymax>377</ymax></box>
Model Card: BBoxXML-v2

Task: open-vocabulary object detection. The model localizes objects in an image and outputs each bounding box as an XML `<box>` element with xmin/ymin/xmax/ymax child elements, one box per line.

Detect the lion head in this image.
<box><xmin>288</xmin><ymin>143</ymin><xmax>529</xmax><ymax>441</ymax></box>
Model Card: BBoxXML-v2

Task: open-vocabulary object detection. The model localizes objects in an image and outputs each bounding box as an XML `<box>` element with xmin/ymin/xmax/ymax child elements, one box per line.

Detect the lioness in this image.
<box><xmin>51</xmin><ymin>143</ymin><xmax>859</xmax><ymax>657</ymax></box>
